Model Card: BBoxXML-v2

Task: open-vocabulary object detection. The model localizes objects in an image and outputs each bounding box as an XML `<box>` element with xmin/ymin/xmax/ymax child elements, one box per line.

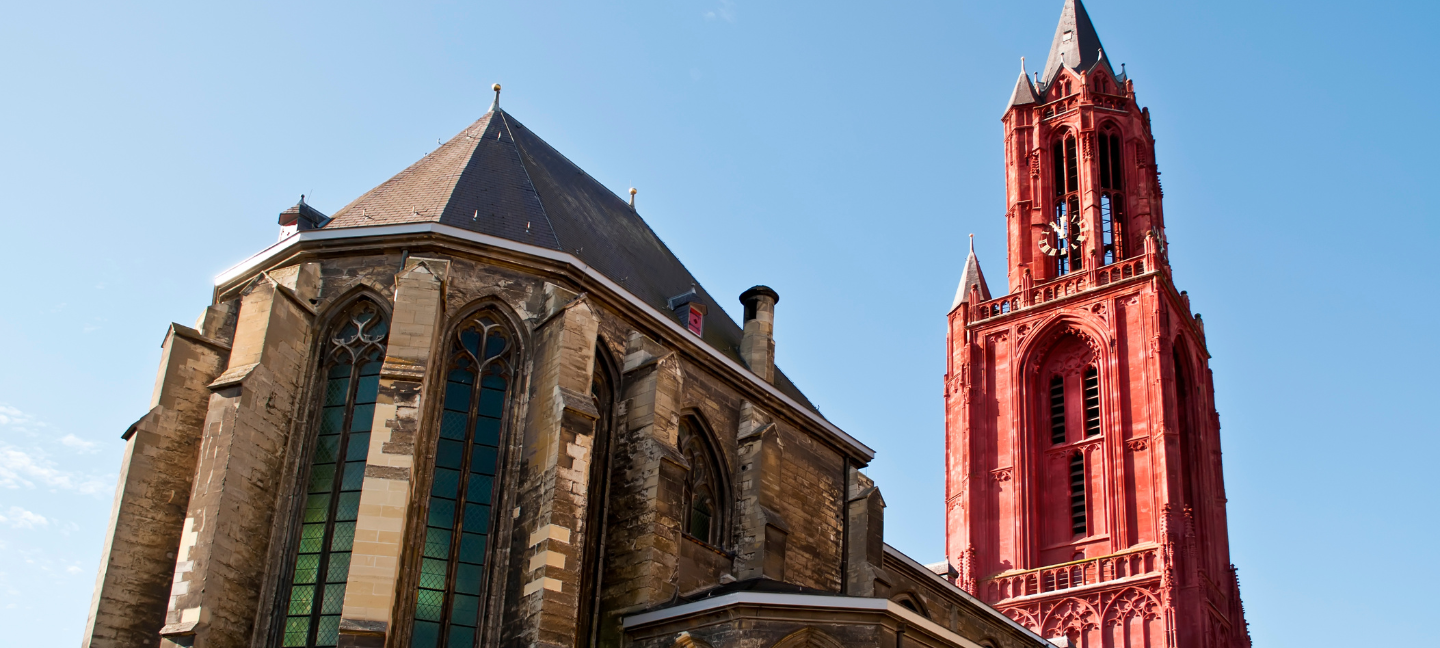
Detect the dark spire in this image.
<box><xmin>1006</xmin><ymin>57</ymin><xmax>1039</xmax><ymax>112</ymax></box>
<box><xmin>1039</xmin><ymin>0</ymin><xmax>1114</xmax><ymax>89</ymax></box>
<box><xmin>951</xmin><ymin>235</ymin><xmax>991</xmax><ymax>311</ymax></box>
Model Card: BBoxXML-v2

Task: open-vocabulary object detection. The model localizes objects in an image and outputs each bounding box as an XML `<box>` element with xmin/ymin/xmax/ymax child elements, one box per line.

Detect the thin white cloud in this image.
<box><xmin>59</xmin><ymin>435</ymin><xmax>98</xmax><ymax>454</ymax></box>
<box><xmin>0</xmin><ymin>445</ymin><xmax>108</xmax><ymax>495</ymax></box>
<box><xmin>0</xmin><ymin>406</ymin><xmax>45</xmax><ymax>435</ymax></box>
<box><xmin>0</xmin><ymin>506</ymin><xmax>49</xmax><ymax>530</ymax></box>
<box><xmin>704</xmin><ymin>0</ymin><xmax>736</xmax><ymax>23</ymax></box>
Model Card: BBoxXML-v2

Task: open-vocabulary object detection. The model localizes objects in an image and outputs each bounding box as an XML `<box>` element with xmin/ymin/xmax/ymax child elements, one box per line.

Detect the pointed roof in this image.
<box><xmin>322</xmin><ymin>104</ymin><xmax>820</xmax><ymax>412</ymax></box>
<box><xmin>1039</xmin><ymin>0</ymin><xmax>1115</xmax><ymax>89</ymax></box>
<box><xmin>278</xmin><ymin>196</ymin><xmax>330</xmax><ymax>231</ymax></box>
<box><xmin>950</xmin><ymin>236</ymin><xmax>991</xmax><ymax>312</ymax></box>
<box><xmin>1006</xmin><ymin>59</ymin><xmax>1039</xmax><ymax>111</ymax></box>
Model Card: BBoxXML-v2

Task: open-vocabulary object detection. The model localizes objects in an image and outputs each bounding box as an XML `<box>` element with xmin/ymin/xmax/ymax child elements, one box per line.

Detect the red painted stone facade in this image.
<box><xmin>944</xmin><ymin>3</ymin><xmax>1250</xmax><ymax>647</ymax></box>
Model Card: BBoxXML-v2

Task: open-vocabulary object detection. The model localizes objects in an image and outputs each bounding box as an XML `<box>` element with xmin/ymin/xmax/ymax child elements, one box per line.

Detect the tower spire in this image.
<box><xmin>1040</xmin><ymin>0</ymin><xmax>1114</xmax><ymax>88</ymax></box>
<box><xmin>1006</xmin><ymin>57</ymin><xmax>1039</xmax><ymax>111</ymax></box>
<box><xmin>951</xmin><ymin>234</ymin><xmax>991</xmax><ymax>311</ymax></box>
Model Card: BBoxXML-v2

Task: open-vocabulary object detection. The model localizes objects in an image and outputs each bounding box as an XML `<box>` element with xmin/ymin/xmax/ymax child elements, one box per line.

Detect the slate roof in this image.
<box><xmin>322</xmin><ymin>106</ymin><xmax>820</xmax><ymax>413</ymax></box>
<box><xmin>1039</xmin><ymin>0</ymin><xmax>1117</xmax><ymax>90</ymax></box>
<box><xmin>1005</xmin><ymin>67</ymin><xmax>1039</xmax><ymax>112</ymax></box>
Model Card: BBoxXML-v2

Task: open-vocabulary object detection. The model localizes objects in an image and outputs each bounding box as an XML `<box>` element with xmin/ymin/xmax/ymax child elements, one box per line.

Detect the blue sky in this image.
<box><xmin>0</xmin><ymin>0</ymin><xmax>1434</xmax><ymax>645</ymax></box>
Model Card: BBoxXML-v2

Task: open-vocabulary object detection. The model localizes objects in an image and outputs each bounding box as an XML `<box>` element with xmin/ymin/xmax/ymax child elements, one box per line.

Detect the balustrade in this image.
<box><xmin>969</xmin><ymin>254</ymin><xmax>1152</xmax><ymax>323</ymax></box>
<box><xmin>982</xmin><ymin>546</ymin><xmax>1158</xmax><ymax>602</ymax></box>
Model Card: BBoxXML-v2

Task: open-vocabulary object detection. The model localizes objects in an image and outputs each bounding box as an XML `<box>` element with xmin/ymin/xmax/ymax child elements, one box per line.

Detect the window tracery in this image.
<box><xmin>411</xmin><ymin>312</ymin><xmax>514</xmax><ymax>648</ymax></box>
<box><xmin>282</xmin><ymin>299</ymin><xmax>389</xmax><ymax>648</ymax></box>
<box><xmin>1097</xmin><ymin>126</ymin><xmax>1125</xmax><ymax>264</ymax></box>
<box><xmin>678</xmin><ymin>418</ymin><xmax>724</xmax><ymax>547</ymax></box>
<box><xmin>1046</xmin><ymin>134</ymin><xmax>1083</xmax><ymax>275</ymax></box>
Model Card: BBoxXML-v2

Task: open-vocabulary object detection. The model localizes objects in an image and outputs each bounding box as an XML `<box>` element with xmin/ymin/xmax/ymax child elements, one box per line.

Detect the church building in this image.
<box><xmin>944</xmin><ymin>2</ymin><xmax>1250</xmax><ymax>647</ymax></box>
<box><xmin>81</xmin><ymin>3</ymin><xmax>1248</xmax><ymax>648</ymax></box>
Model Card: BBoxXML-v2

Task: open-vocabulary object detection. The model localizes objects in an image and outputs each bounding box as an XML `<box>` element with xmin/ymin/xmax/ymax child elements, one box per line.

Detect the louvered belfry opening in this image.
<box><xmin>1048</xmin><ymin>375</ymin><xmax>1067</xmax><ymax>444</ymax></box>
<box><xmin>1083</xmin><ymin>366</ymin><xmax>1101</xmax><ymax>437</ymax></box>
<box><xmin>1068</xmin><ymin>453</ymin><xmax>1087</xmax><ymax>537</ymax></box>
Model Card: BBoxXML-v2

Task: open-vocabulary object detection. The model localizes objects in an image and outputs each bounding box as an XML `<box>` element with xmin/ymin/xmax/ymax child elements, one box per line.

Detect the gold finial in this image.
<box><xmin>492</xmin><ymin>83</ymin><xmax>501</xmax><ymax>92</ymax></box>
<box><xmin>628</xmin><ymin>187</ymin><xmax>637</xmax><ymax>209</ymax></box>
<box><xmin>489</xmin><ymin>83</ymin><xmax>501</xmax><ymax>112</ymax></box>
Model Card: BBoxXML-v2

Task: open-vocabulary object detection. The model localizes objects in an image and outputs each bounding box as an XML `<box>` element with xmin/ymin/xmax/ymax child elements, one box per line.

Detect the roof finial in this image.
<box><xmin>300</xmin><ymin>194</ymin><xmax>305</xmax><ymax>204</ymax></box>
<box><xmin>489</xmin><ymin>83</ymin><xmax>501</xmax><ymax>112</ymax></box>
<box><xmin>1020</xmin><ymin>56</ymin><xmax>1026</xmax><ymax>72</ymax></box>
<box><xmin>969</xmin><ymin>233</ymin><xmax>975</xmax><ymax>252</ymax></box>
<box><xmin>628</xmin><ymin>187</ymin><xmax>637</xmax><ymax>209</ymax></box>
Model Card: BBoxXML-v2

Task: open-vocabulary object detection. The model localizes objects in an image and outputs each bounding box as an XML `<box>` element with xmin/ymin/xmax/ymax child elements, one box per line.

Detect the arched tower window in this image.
<box><xmin>283</xmin><ymin>299</ymin><xmax>389</xmax><ymax>648</ymax></box>
<box><xmin>1069</xmin><ymin>452</ymin><xmax>1087</xmax><ymax>537</ymax></box>
<box><xmin>1097</xmin><ymin>126</ymin><xmax>1125</xmax><ymax>264</ymax></box>
<box><xmin>678</xmin><ymin>417</ymin><xmax>725</xmax><ymax>547</ymax></box>
<box><xmin>1051</xmin><ymin>134</ymin><xmax>1082</xmax><ymax>275</ymax></box>
<box><xmin>1048</xmin><ymin>375</ymin><xmax>1067</xmax><ymax>445</ymax></box>
<box><xmin>412</xmin><ymin>312</ymin><xmax>514</xmax><ymax>648</ymax></box>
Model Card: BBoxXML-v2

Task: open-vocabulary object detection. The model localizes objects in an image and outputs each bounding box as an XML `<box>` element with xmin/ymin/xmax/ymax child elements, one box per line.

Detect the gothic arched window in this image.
<box><xmin>1051</xmin><ymin>134</ymin><xmax>1081</xmax><ymax>275</ymax></box>
<box><xmin>412</xmin><ymin>312</ymin><xmax>514</xmax><ymax>648</ymax></box>
<box><xmin>1083</xmin><ymin>366</ymin><xmax>1101</xmax><ymax>437</ymax></box>
<box><xmin>679</xmin><ymin>418</ymin><xmax>724</xmax><ymax>547</ymax></box>
<box><xmin>283</xmin><ymin>299</ymin><xmax>389</xmax><ymax>648</ymax></box>
<box><xmin>1098</xmin><ymin>126</ymin><xmax>1125</xmax><ymax>264</ymax></box>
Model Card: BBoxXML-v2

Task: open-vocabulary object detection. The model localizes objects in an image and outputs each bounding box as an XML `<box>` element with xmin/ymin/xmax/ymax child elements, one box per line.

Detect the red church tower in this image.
<box><xmin>943</xmin><ymin>2</ymin><xmax>1249</xmax><ymax>647</ymax></box>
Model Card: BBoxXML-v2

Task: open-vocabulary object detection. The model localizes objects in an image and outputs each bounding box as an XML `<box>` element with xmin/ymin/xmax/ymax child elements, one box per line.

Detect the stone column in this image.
<box><xmin>338</xmin><ymin>259</ymin><xmax>449</xmax><ymax>648</ymax></box>
<box><xmin>503</xmin><ymin>286</ymin><xmax>600</xmax><ymax>648</ymax></box>
<box><xmin>595</xmin><ymin>331</ymin><xmax>686</xmax><ymax>643</ymax></box>
<box><xmin>160</xmin><ymin>268</ymin><xmax>318</xmax><ymax>648</ymax></box>
<box><xmin>734</xmin><ymin>401</ymin><xmax>788</xmax><ymax>582</ymax></box>
<box><xmin>844</xmin><ymin>467</ymin><xmax>886</xmax><ymax>597</ymax></box>
<box><xmin>84</xmin><ymin>321</ymin><xmax>231</xmax><ymax>648</ymax></box>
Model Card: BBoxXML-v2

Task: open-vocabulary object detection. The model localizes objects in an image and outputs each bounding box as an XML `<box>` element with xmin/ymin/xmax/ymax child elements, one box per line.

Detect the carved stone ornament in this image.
<box><xmin>1082</xmin><ymin>132</ymin><xmax>1094</xmax><ymax>159</ymax></box>
<box><xmin>1126</xmin><ymin>438</ymin><xmax>1149</xmax><ymax>451</ymax></box>
<box><xmin>991</xmin><ymin>468</ymin><xmax>1014</xmax><ymax>483</ymax></box>
<box><xmin>1030</xmin><ymin>149</ymin><xmax>1042</xmax><ymax>178</ymax></box>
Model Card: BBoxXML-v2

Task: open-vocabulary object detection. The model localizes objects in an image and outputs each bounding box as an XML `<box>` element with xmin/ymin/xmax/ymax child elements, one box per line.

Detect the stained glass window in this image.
<box><xmin>283</xmin><ymin>300</ymin><xmax>388</xmax><ymax>648</ymax></box>
<box><xmin>412</xmin><ymin>314</ymin><xmax>512</xmax><ymax>648</ymax></box>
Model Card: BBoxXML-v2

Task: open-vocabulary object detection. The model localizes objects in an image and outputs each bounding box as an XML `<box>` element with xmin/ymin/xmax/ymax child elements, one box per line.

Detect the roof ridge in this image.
<box><xmin>496</xmin><ymin>109</ymin><xmax>560</xmax><ymax>249</ymax></box>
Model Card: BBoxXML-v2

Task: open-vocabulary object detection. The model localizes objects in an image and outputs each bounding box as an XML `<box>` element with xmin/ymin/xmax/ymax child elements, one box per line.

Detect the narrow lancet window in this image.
<box><xmin>1069</xmin><ymin>453</ymin><xmax>1087</xmax><ymax>537</ymax></box>
<box><xmin>679</xmin><ymin>418</ymin><xmax>724</xmax><ymax>547</ymax></box>
<box><xmin>412</xmin><ymin>314</ymin><xmax>513</xmax><ymax>648</ymax></box>
<box><xmin>1083</xmin><ymin>366</ymin><xmax>1101</xmax><ymax>437</ymax></box>
<box><xmin>1098</xmin><ymin>127</ymin><xmax>1125</xmax><ymax>263</ymax></box>
<box><xmin>1049</xmin><ymin>375</ymin><xmax>1067</xmax><ymax>445</ymax></box>
<box><xmin>1051</xmin><ymin>134</ymin><xmax>1082</xmax><ymax>274</ymax></box>
<box><xmin>283</xmin><ymin>300</ymin><xmax>389</xmax><ymax>648</ymax></box>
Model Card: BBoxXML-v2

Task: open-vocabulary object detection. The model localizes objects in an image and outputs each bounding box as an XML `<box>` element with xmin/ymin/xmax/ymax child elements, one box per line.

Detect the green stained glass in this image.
<box><xmin>462</xmin><ymin>504</ymin><xmax>490</xmax><ymax>535</ymax></box>
<box><xmin>341</xmin><ymin>463</ymin><xmax>366</xmax><ymax>491</ymax></box>
<box><xmin>293</xmin><ymin>554</ymin><xmax>320</xmax><ymax>584</ymax></box>
<box><xmin>288</xmin><ymin>584</ymin><xmax>315</xmax><ymax>616</ymax></box>
<box><xmin>360</xmin><ymin>360</ymin><xmax>382</xmax><ymax>376</ymax></box>
<box><xmin>424</xmin><ymin>527</ymin><xmax>452</xmax><ymax>559</ymax></box>
<box><xmin>478</xmin><ymin>388</ymin><xmax>505</xmax><ymax>418</ymax></box>
<box><xmin>315</xmin><ymin>615</ymin><xmax>340</xmax><ymax>646</ymax></box>
<box><xmin>319</xmin><ymin>408</ymin><xmax>346</xmax><ymax>436</ymax></box>
<box><xmin>321</xmin><ymin>584</ymin><xmax>346</xmax><ymax>615</ymax></box>
<box><xmin>350</xmin><ymin>406</ymin><xmax>375</xmax><ymax>432</ymax></box>
<box><xmin>355</xmin><ymin>376</ymin><xmax>379</xmax><ymax>404</ymax></box>
<box><xmin>329</xmin><ymin>362</ymin><xmax>353</xmax><ymax>378</ymax></box>
<box><xmin>458</xmin><ymin>534</ymin><xmax>486</xmax><ymax>565</ymax></box>
<box><xmin>436</xmin><ymin>440</ymin><xmax>463</xmax><ymax>469</ymax></box>
<box><xmin>345</xmin><ymin>433</ymin><xmax>371</xmax><ymax>461</ymax></box>
<box><xmin>450</xmin><ymin>594</ymin><xmax>479</xmax><ymax>628</ymax></box>
<box><xmin>419</xmin><ymin>558</ymin><xmax>448</xmax><ymax>590</ymax></box>
<box><xmin>460</xmin><ymin>329</ymin><xmax>481</xmax><ymax>355</ymax></box>
<box><xmin>432</xmin><ymin>468</ymin><xmax>460</xmax><ymax>499</ymax></box>
<box><xmin>334</xmin><ymin>493</ymin><xmax>361</xmax><ymax>522</ymax></box>
<box><xmin>439</xmin><ymin>410</ymin><xmax>468</xmax><ymax>440</ymax></box>
<box><xmin>448</xmin><ymin>367</ymin><xmax>475</xmax><ymax>384</ymax></box>
<box><xmin>472</xmin><ymin>417</ymin><xmax>500</xmax><ymax>447</ymax></box>
<box><xmin>444</xmin><ymin>383</ymin><xmax>472</xmax><ymax>413</ymax></box>
<box><xmin>324</xmin><ymin>379</ymin><xmax>349</xmax><ymax>407</ymax></box>
<box><xmin>412</xmin><ymin>621</ymin><xmax>441</xmax><ymax>648</ymax></box>
<box><xmin>308</xmin><ymin>465</ymin><xmax>336</xmax><ymax>494</ymax></box>
<box><xmin>448</xmin><ymin>625</ymin><xmax>475</xmax><ymax>648</ymax></box>
<box><xmin>483</xmin><ymin>335</ymin><xmax>506</xmax><ymax>359</ymax></box>
<box><xmin>326</xmin><ymin>553</ymin><xmax>351</xmax><ymax>583</ymax></box>
<box><xmin>466</xmin><ymin>475</ymin><xmax>492</xmax><ymax>505</ymax></box>
<box><xmin>298</xmin><ymin>524</ymin><xmax>326</xmax><ymax>553</ymax></box>
<box><xmin>453</xmin><ymin>562</ymin><xmax>483</xmax><ymax>595</ymax></box>
<box><xmin>470</xmin><ymin>446</ymin><xmax>497</xmax><ymax>476</ymax></box>
<box><xmin>283</xmin><ymin>617</ymin><xmax>311</xmax><ymax>647</ymax></box>
<box><xmin>314</xmin><ymin>435</ymin><xmax>341</xmax><ymax>464</ymax></box>
<box><xmin>330</xmin><ymin>522</ymin><xmax>355</xmax><ymax>552</ymax></box>
<box><xmin>303</xmin><ymin>494</ymin><xmax>331</xmax><ymax>524</ymax></box>
<box><xmin>480</xmin><ymin>373</ymin><xmax>505</xmax><ymax>390</ymax></box>
<box><xmin>427</xmin><ymin>499</ymin><xmax>455</xmax><ymax>529</ymax></box>
<box><xmin>415</xmin><ymin>590</ymin><xmax>445</xmax><ymax>622</ymax></box>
